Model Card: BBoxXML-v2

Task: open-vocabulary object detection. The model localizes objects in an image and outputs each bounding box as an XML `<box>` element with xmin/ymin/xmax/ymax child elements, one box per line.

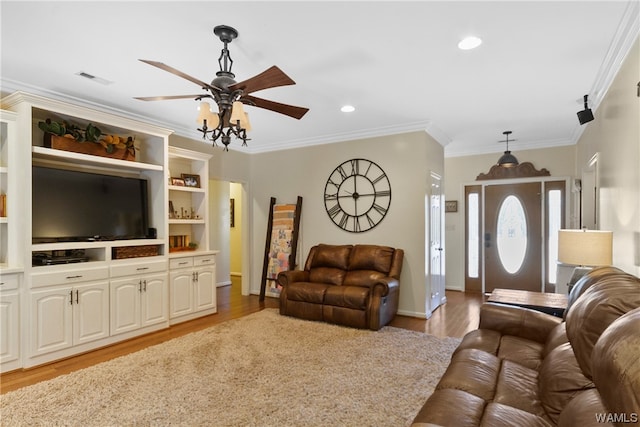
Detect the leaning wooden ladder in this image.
<box><xmin>259</xmin><ymin>196</ymin><xmax>303</xmax><ymax>301</ymax></box>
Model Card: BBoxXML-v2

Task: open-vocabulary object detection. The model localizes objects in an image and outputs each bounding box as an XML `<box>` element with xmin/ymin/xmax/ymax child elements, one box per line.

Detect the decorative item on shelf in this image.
<box><xmin>112</xmin><ymin>245</ymin><xmax>161</xmax><ymax>260</ymax></box>
<box><xmin>169</xmin><ymin>201</ymin><xmax>176</xmax><ymax>219</ymax></box>
<box><xmin>169</xmin><ymin>235</ymin><xmax>197</xmax><ymax>252</ymax></box>
<box><xmin>0</xmin><ymin>193</ymin><xmax>6</xmax><ymax>217</ymax></box>
<box><xmin>171</xmin><ymin>177</ymin><xmax>186</xmax><ymax>186</ymax></box>
<box><xmin>39</xmin><ymin>118</ymin><xmax>137</xmax><ymax>161</ymax></box>
<box><xmin>181</xmin><ymin>173</ymin><xmax>201</xmax><ymax>188</ymax></box>
<box><xmin>135</xmin><ymin>24</ymin><xmax>308</xmax><ymax>151</ymax></box>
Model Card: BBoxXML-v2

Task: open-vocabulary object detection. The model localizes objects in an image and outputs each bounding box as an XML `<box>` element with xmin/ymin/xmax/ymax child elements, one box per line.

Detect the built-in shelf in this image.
<box><xmin>32</xmin><ymin>146</ymin><xmax>163</xmax><ymax>172</ymax></box>
<box><xmin>169</xmin><ymin>219</ymin><xmax>206</xmax><ymax>225</ymax></box>
<box><xmin>169</xmin><ymin>185</ymin><xmax>206</xmax><ymax>193</ymax></box>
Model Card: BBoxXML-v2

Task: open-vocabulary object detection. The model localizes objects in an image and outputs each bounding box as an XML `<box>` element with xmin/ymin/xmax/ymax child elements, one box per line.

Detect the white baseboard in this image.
<box><xmin>216</xmin><ymin>280</ymin><xmax>232</xmax><ymax>287</ymax></box>
<box><xmin>396</xmin><ymin>309</ymin><xmax>428</xmax><ymax>319</ymax></box>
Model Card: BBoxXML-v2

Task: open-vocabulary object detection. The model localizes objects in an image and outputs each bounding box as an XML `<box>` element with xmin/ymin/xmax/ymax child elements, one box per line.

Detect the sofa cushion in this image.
<box><xmin>566</xmin><ymin>274</ymin><xmax>640</xmax><ymax>379</ymax></box>
<box><xmin>497</xmin><ymin>336</ymin><xmax>544</xmax><ymax>370</ymax></box>
<box><xmin>591</xmin><ymin>307</ymin><xmax>640</xmax><ymax>421</ymax></box>
<box><xmin>348</xmin><ymin>244</ymin><xmax>394</xmax><ymax>273</ymax></box>
<box><xmin>343</xmin><ymin>270</ymin><xmax>387</xmax><ymax>287</ymax></box>
<box><xmin>309</xmin><ymin>244</ymin><xmax>352</xmax><ymax>270</ymax></box>
<box><xmin>494</xmin><ymin>360</ymin><xmax>546</xmax><ymax>418</ymax></box>
<box><xmin>481</xmin><ymin>403</ymin><xmax>553</xmax><ymax>427</ymax></box>
<box><xmin>436</xmin><ymin>348</ymin><xmax>501</xmax><ymax>401</ymax></box>
<box><xmin>286</xmin><ymin>282</ymin><xmax>330</xmax><ymax>304</ymax></box>
<box><xmin>413</xmin><ymin>388</ymin><xmax>485</xmax><ymax>427</ymax></box>
<box><xmin>324</xmin><ymin>285</ymin><xmax>369</xmax><ymax>310</ymax></box>
<box><xmin>309</xmin><ymin>267</ymin><xmax>346</xmax><ymax>286</ymax></box>
<box><xmin>455</xmin><ymin>329</ymin><xmax>501</xmax><ymax>356</ymax></box>
<box><xmin>538</xmin><ymin>342</ymin><xmax>594</xmax><ymax>424</ymax></box>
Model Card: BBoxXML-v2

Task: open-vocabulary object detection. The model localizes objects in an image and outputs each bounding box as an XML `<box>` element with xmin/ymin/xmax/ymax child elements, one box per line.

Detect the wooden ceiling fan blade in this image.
<box><xmin>134</xmin><ymin>94</ymin><xmax>210</xmax><ymax>101</ymax></box>
<box><xmin>243</xmin><ymin>95</ymin><xmax>309</xmax><ymax>120</ymax></box>
<box><xmin>230</xmin><ymin>66</ymin><xmax>295</xmax><ymax>94</ymax></box>
<box><xmin>138</xmin><ymin>59</ymin><xmax>218</xmax><ymax>92</ymax></box>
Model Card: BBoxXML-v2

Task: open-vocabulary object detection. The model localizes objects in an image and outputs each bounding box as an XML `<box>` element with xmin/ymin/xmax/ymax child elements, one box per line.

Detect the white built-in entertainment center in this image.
<box><xmin>0</xmin><ymin>92</ymin><xmax>217</xmax><ymax>371</ymax></box>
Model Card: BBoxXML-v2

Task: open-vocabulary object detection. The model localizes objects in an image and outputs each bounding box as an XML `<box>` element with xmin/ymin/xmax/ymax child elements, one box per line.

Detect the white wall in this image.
<box><xmin>576</xmin><ymin>37</ymin><xmax>640</xmax><ymax>277</ymax></box>
<box><xmin>247</xmin><ymin>131</ymin><xmax>444</xmax><ymax>318</ymax></box>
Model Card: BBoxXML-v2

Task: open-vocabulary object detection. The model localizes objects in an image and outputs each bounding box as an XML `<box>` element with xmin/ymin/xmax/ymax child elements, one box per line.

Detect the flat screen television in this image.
<box><xmin>32</xmin><ymin>166</ymin><xmax>150</xmax><ymax>243</ymax></box>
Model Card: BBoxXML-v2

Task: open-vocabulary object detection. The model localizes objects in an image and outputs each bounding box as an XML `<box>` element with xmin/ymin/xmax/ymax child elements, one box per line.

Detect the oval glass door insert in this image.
<box><xmin>496</xmin><ymin>195</ymin><xmax>527</xmax><ymax>274</ymax></box>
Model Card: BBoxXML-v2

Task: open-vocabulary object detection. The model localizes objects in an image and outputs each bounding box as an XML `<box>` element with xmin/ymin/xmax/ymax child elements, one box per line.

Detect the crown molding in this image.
<box><xmin>588</xmin><ymin>0</ymin><xmax>640</xmax><ymax>112</ymax></box>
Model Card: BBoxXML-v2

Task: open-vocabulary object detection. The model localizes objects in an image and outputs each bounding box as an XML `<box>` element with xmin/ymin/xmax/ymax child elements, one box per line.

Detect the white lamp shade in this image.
<box><xmin>196</xmin><ymin>102</ymin><xmax>219</xmax><ymax>127</ymax></box>
<box><xmin>558</xmin><ymin>229</ymin><xmax>613</xmax><ymax>266</ymax></box>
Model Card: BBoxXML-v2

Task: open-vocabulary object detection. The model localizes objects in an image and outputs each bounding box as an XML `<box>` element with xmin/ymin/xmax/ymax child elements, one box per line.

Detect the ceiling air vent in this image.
<box><xmin>75</xmin><ymin>71</ymin><xmax>113</xmax><ymax>85</ymax></box>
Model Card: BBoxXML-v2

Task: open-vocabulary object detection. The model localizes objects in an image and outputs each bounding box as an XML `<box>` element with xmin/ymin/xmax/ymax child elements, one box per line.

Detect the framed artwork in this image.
<box><xmin>230</xmin><ymin>198</ymin><xmax>235</xmax><ymax>228</ymax></box>
<box><xmin>445</xmin><ymin>200</ymin><xmax>458</xmax><ymax>213</ymax></box>
<box><xmin>181</xmin><ymin>173</ymin><xmax>201</xmax><ymax>188</ymax></box>
<box><xmin>171</xmin><ymin>177</ymin><xmax>186</xmax><ymax>186</ymax></box>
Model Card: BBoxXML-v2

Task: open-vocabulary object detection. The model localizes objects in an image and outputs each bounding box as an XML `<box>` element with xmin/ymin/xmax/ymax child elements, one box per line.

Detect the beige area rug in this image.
<box><xmin>1</xmin><ymin>309</ymin><xmax>460</xmax><ymax>427</ymax></box>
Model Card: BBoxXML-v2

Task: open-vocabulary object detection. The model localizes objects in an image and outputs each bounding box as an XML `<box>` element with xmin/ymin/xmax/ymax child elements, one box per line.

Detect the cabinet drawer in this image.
<box><xmin>0</xmin><ymin>273</ymin><xmax>20</xmax><ymax>290</ymax></box>
<box><xmin>170</xmin><ymin>257</ymin><xmax>194</xmax><ymax>270</ymax></box>
<box><xmin>110</xmin><ymin>259</ymin><xmax>167</xmax><ymax>278</ymax></box>
<box><xmin>194</xmin><ymin>255</ymin><xmax>216</xmax><ymax>267</ymax></box>
<box><xmin>32</xmin><ymin>267</ymin><xmax>109</xmax><ymax>288</ymax></box>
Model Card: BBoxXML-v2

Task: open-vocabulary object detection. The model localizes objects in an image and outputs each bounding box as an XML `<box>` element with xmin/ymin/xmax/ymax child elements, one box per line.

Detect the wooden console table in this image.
<box><xmin>487</xmin><ymin>288</ymin><xmax>568</xmax><ymax>317</ymax></box>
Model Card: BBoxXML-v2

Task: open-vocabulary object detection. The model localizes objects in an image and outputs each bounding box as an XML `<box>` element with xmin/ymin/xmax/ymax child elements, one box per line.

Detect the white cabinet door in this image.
<box><xmin>0</xmin><ymin>291</ymin><xmax>20</xmax><ymax>370</ymax></box>
<box><xmin>30</xmin><ymin>287</ymin><xmax>73</xmax><ymax>356</ymax></box>
<box><xmin>194</xmin><ymin>267</ymin><xmax>216</xmax><ymax>312</ymax></box>
<box><xmin>73</xmin><ymin>282</ymin><xmax>110</xmax><ymax>346</ymax></box>
<box><xmin>141</xmin><ymin>273</ymin><xmax>168</xmax><ymax>327</ymax></box>
<box><xmin>170</xmin><ymin>270</ymin><xmax>194</xmax><ymax>318</ymax></box>
<box><xmin>110</xmin><ymin>278</ymin><xmax>142</xmax><ymax>335</ymax></box>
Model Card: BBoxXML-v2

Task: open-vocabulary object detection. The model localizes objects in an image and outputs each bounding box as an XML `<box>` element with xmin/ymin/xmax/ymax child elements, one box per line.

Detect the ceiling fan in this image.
<box><xmin>135</xmin><ymin>25</ymin><xmax>309</xmax><ymax>149</ymax></box>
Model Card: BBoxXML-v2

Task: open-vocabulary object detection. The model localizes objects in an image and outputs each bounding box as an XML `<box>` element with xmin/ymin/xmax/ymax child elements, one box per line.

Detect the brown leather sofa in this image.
<box><xmin>412</xmin><ymin>267</ymin><xmax>640</xmax><ymax>427</ymax></box>
<box><xmin>277</xmin><ymin>244</ymin><xmax>403</xmax><ymax>330</ymax></box>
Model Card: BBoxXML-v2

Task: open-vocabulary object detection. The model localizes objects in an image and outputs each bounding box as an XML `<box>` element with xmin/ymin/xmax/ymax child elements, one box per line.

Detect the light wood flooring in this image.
<box><xmin>0</xmin><ymin>282</ymin><xmax>484</xmax><ymax>395</ymax></box>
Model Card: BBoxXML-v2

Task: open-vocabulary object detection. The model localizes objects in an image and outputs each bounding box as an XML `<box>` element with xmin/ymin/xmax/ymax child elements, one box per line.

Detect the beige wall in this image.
<box><xmin>249</xmin><ymin>131</ymin><xmax>444</xmax><ymax>318</ymax></box>
<box><xmin>575</xmin><ymin>37</ymin><xmax>640</xmax><ymax>276</ymax></box>
<box><xmin>444</xmin><ymin>145</ymin><xmax>577</xmax><ymax>291</ymax></box>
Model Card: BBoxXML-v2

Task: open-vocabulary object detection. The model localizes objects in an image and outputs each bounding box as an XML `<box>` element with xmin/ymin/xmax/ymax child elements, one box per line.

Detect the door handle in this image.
<box><xmin>485</xmin><ymin>233</ymin><xmax>491</xmax><ymax>248</ymax></box>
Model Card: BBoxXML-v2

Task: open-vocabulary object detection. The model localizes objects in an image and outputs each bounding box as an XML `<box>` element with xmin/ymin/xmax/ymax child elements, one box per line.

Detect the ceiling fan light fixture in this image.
<box><xmin>458</xmin><ymin>36</ymin><xmax>482</xmax><ymax>50</ymax></box>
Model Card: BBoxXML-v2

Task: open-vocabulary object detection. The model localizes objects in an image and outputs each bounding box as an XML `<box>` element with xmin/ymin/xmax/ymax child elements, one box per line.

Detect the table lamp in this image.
<box><xmin>557</xmin><ymin>229</ymin><xmax>613</xmax><ymax>292</ymax></box>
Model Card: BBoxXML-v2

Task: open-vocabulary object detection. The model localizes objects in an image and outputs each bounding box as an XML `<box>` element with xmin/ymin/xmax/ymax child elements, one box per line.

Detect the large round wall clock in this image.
<box><xmin>324</xmin><ymin>158</ymin><xmax>391</xmax><ymax>233</ymax></box>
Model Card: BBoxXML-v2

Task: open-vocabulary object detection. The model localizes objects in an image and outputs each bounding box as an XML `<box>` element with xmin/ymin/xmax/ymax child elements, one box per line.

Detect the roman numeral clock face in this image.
<box><xmin>324</xmin><ymin>158</ymin><xmax>391</xmax><ymax>233</ymax></box>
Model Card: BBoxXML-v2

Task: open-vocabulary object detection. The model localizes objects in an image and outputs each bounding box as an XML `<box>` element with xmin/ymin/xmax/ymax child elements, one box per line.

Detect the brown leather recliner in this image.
<box><xmin>412</xmin><ymin>267</ymin><xmax>640</xmax><ymax>427</ymax></box>
<box><xmin>277</xmin><ymin>244</ymin><xmax>403</xmax><ymax>330</ymax></box>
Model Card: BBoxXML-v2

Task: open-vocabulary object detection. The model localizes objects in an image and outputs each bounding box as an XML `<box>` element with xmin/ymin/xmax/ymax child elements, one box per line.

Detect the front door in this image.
<box><xmin>484</xmin><ymin>182</ymin><xmax>542</xmax><ymax>292</ymax></box>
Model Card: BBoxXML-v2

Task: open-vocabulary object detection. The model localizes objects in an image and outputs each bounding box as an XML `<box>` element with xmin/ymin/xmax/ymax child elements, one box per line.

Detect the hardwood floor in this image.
<box><xmin>0</xmin><ymin>283</ymin><xmax>483</xmax><ymax>395</ymax></box>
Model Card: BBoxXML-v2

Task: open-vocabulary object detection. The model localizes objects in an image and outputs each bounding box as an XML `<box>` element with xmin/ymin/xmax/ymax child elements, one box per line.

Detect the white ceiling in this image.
<box><xmin>1</xmin><ymin>1</ymin><xmax>638</xmax><ymax>156</ymax></box>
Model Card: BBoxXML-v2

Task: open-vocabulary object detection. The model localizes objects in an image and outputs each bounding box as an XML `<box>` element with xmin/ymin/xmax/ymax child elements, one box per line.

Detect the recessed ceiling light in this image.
<box><xmin>341</xmin><ymin>105</ymin><xmax>355</xmax><ymax>113</ymax></box>
<box><xmin>458</xmin><ymin>36</ymin><xmax>482</xmax><ymax>50</ymax></box>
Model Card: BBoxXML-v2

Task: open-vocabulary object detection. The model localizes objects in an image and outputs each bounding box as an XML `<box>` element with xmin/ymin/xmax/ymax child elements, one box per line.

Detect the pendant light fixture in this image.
<box><xmin>497</xmin><ymin>130</ymin><xmax>519</xmax><ymax>168</ymax></box>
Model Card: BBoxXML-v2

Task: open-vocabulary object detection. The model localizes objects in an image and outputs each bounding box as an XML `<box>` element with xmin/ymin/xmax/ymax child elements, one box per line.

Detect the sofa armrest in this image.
<box><xmin>479</xmin><ymin>302</ymin><xmax>563</xmax><ymax>343</ymax></box>
<box><xmin>371</xmin><ymin>277</ymin><xmax>399</xmax><ymax>297</ymax></box>
<box><xmin>276</xmin><ymin>270</ymin><xmax>309</xmax><ymax>287</ymax></box>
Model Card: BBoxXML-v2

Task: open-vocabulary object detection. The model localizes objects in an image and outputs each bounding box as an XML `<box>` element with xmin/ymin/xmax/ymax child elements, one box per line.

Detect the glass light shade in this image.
<box><xmin>196</xmin><ymin>102</ymin><xmax>219</xmax><ymax>127</ymax></box>
<box><xmin>230</xmin><ymin>101</ymin><xmax>246</xmax><ymax>127</ymax></box>
<box><xmin>557</xmin><ymin>229</ymin><xmax>613</xmax><ymax>266</ymax></box>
